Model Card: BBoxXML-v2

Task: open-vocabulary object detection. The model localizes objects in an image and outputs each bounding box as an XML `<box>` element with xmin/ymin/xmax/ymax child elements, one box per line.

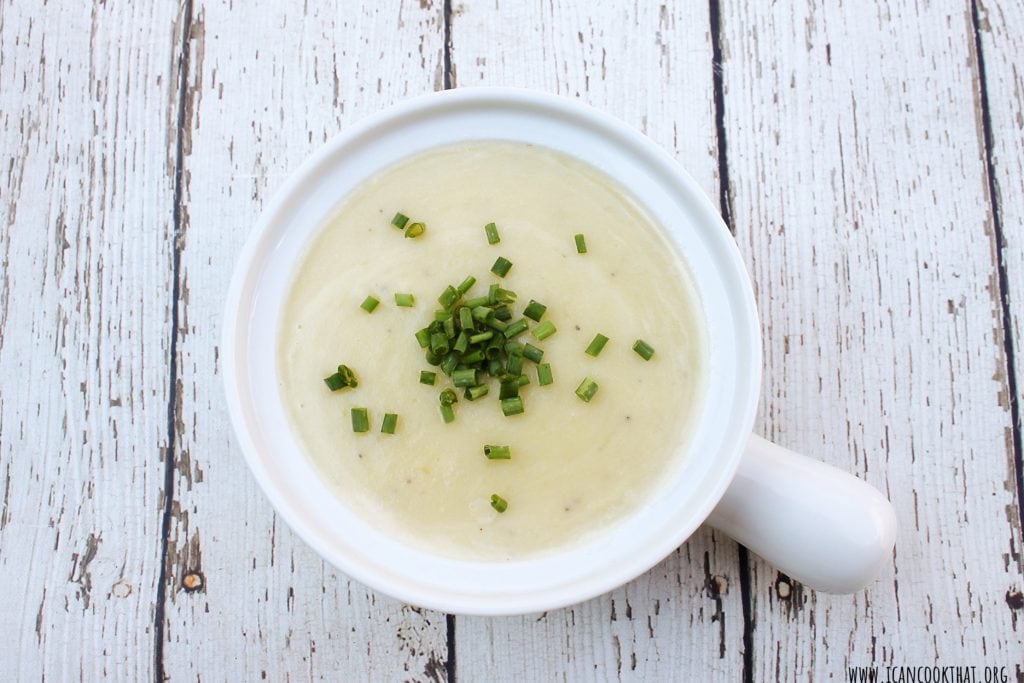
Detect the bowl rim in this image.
<box><xmin>222</xmin><ymin>87</ymin><xmax>762</xmax><ymax>614</ymax></box>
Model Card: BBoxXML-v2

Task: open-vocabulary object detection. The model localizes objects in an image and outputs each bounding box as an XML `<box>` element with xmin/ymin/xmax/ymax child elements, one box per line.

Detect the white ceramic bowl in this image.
<box><xmin>223</xmin><ymin>88</ymin><xmax>895</xmax><ymax>615</ymax></box>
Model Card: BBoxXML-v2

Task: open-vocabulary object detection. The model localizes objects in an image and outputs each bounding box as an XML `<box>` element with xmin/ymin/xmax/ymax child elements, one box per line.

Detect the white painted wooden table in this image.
<box><xmin>2</xmin><ymin>1</ymin><xmax>1022</xmax><ymax>680</ymax></box>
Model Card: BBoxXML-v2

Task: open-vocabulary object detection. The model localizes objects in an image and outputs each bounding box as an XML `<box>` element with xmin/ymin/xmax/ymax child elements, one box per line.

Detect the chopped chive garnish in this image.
<box><xmin>574</xmin><ymin>233</ymin><xmax>587</xmax><ymax>253</ymax></box>
<box><xmin>487</xmin><ymin>283</ymin><xmax>499</xmax><ymax>305</ymax></box>
<box><xmin>461</xmin><ymin>349</ymin><xmax>485</xmax><ymax>365</ymax></box>
<box><xmin>324</xmin><ymin>364</ymin><xmax>358</xmax><ymax>391</ymax></box>
<box><xmin>585</xmin><ymin>333</ymin><xmax>609</xmax><ymax>357</ymax></box>
<box><xmin>430</xmin><ymin>332</ymin><xmax>449</xmax><ymax>355</ymax></box>
<box><xmin>391</xmin><ymin>212</ymin><xmax>409</xmax><ymax>229</ymax></box>
<box><xmin>438</xmin><ymin>285</ymin><xmax>459</xmax><ymax>309</ymax></box>
<box><xmin>484</xmin><ymin>444</ymin><xmax>511</xmax><ymax>460</ymax></box>
<box><xmin>532</xmin><ymin>320</ymin><xmax>557</xmax><ymax>340</ymax></box>
<box><xmin>495</xmin><ymin>286</ymin><xmax>517</xmax><ymax>303</ymax></box>
<box><xmin>457</xmin><ymin>275</ymin><xmax>477</xmax><ymax>295</ymax></box>
<box><xmin>395</xmin><ymin>292</ymin><xmax>415</xmax><ymax>307</ymax></box>
<box><xmin>464</xmin><ymin>295</ymin><xmax>489</xmax><ymax>308</ymax></box>
<box><xmin>360</xmin><ymin>295</ymin><xmax>380</xmax><ymax>313</ymax></box>
<box><xmin>575</xmin><ymin>377</ymin><xmax>599</xmax><ymax>403</ymax></box>
<box><xmin>472</xmin><ymin>305</ymin><xmax>494</xmax><ymax>323</ymax></box>
<box><xmin>440</xmin><ymin>353</ymin><xmax>459</xmax><ymax>376</ymax></box>
<box><xmin>434</xmin><ymin>310</ymin><xmax>453</xmax><ymax>322</ymax></box>
<box><xmin>522</xmin><ymin>343</ymin><xmax>544</xmax><ymax>363</ymax></box>
<box><xmin>485</xmin><ymin>222</ymin><xmax>500</xmax><ymax>244</ymax></box>
<box><xmin>424</xmin><ymin>350</ymin><xmax>443</xmax><ymax>366</ymax></box>
<box><xmin>504</xmin><ymin>318</ymin><xmax>528</xmax><ymax>338</ymax></box>
<box><xmin>491</xmin><ymin>256</ymin><xmax>513</xmax><ymax>278</ymax></box>
<box><xmin>504</xmin><ymin>340</ymin><xmax>523</xmax><ymax>355</ymax></box>
<box><xmin>465</xmin><ymin>384</ymin><xmax>489</xmax><ymax>400</ymax></box>
<box><xmin>443</xmin><ymin>316</ymin><xmax>456</xmax><ymax>339</ymax></box>
<box><xmin>415</xmin><ymin>328</ymin><xmax>431</xmax><ymax>348</ymax></box>
<box><xmin>515</xmin><ymin>374</ymin><xmax>530</xmax><ymax>387</ymax></box>
<box><xmin>469</xmin><ymin>331</ymin><xmax>494</xmax><ymax>344</ymax></box>
<box><xmin>459</xmin><ymin>307</ymin><xmax>474</xmax><ymax>330</ymax></box>
<box><xmin>537</xmin><ymin>363</ymin><xmax>553</xmax><ymax>386</ymax></box>
<box><xmin>419</xmin><ymin>370</ymin><xmax>437</xmax><ymax>385</ymax></box>
<box><xmin>351</xmin><ymin>407</ymin><xmax>370</xmax><ymax>433</ymax></box>
<box><xmin>440</xmin><ymin>403</ymin><xmax>455</xmax><ymax>424</ymax></box>
<box><xmin>453</xmin><ymin>330</ymin><xmax>470</xmax><ymax>354</ymax></box>
<box><xmin>452</xmin><ymin>368</ymin><xmax>478</xmax><ymax>387</ymax></box>
<box><xmin>523</xmin><ymin>300</ymin><xmax>547</xmax><ymax>322</ymax></box>
<box><xmin>490</xmin><ymin>494</ymin><xmax>508</xmax><ymax>513</ymax></box>
<box><xmin>499</xmin><ymin>381</ymin><xmax>519</xmax><ymax>400</ymax></box>
<box><xmin>487</xmin><ymin>358</ymin><xmax>503</xmax><ymax>376</ymax></box>
<box><xmin>404</xmin><ymin>222</ymin><xmax>425</xmax><ymax>238</ymax></box>
<box><xmin>381</xmin><ymin>413</ymin><xmax>398</xmax><ymax>434</ymax></box>
<box><xmin>440</xmin><ymin>388</ymin><xmax>459</xmax><ymax>406</ymax></box>
<box><xmin>501</xmin><ymin>396</ymin><xmax>524</xmax><ymax>416</ymax></box>
<box><xmin>487</xmin><ymin>317</ymin><xmax>509</xmax><ymax>333</ymax></box>
<box><xmin>493</xmin><ymin>304</ymin><xmax>513</xmax><ymax>321</ymax></box>
<box><xmin>633</xmin><ymin>339</ymin><xmax>655</xmax><ymax>360</ymax></box>
<box><xmin>506</xmin><ymin>351</ymin><xmax>524</xmax><ymax>375</ymax></box>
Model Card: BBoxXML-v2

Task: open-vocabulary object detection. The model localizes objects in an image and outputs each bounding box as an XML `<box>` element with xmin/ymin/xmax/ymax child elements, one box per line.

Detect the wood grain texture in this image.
<box><xmin>975</xmin><ymin>0</ymin><xmax>1024</xmax><ymax>542</ymax></box>
<box><xmin>449</xmin><ymin>3</ymin><xmax>749</xmax><ymax>679</ymax></box>
<box><xmin>716</xmin><ymin>0</ymin><xmax>1024</xmax><ymax>678</ymax></box>
<box><xmin>156</xmin><ymin>1</ymin><xmax>452</xmax><ymax>680</ymax></box>
<box><xmin>0</xmin><ymin>1</ymin><xmax>179</xmax><ymax>679</ymax></box>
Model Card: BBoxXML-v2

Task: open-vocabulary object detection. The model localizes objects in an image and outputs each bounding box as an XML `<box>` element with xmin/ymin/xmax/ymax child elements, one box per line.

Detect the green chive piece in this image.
<box><xmin>574</xmin><ymin>233</ymin><xmax>587</xmax><ymax>253</ymax></box>
<box><xmin>490</xmin><ymin>494</ymin><xmax>508</xmax><ymax>513</ymax></box>
<box><xmin>424</xmin><ymin>350</ymin><xmax>443</xmax><ymax>366</ymax></box>
<box><xmin>532</xmin><ymin>320</ymin><xmax>557</xmax><ymax>340</ymax></box>
<box><xmin>381</xmin><ymin>413</ymin><xmax>398</xmax><ymax>434</ymax></box>
<box><xmin>419</xmin><ymin>370</ymin><xmax>437</xmax><ymax>385</ymax></box>
<box><xmin>453</xmin><ymin>330</ymin><xmax>470</xmax><ymax>354</ymax></box>
<box><xmin>495</xmin><ymin>286</ymin><xmax>517</xmax><ymax>304</ymax></box>
<box><xmin>523</xmin><ymin>300</ymin><xmax>547</xmax><ymax>322</ymax></box>
<box><xmin>493</xmin><ymin>304</ymin><xmax>513</xmax><ymax>321</ymax></box>
<box><xmin>469</xmin><ymin>331</ymin><xmax>494</xmax><ymax>344</ymax></box>
<box><xmin>440</xmin><ymin>388</ymin><xmax>459</xmax><ymax>406</ymax></box>
<box><xmin>575</xmin><ymin>377</ymin><xmax>599</xmax><ymax>403</ymax></box>
<box><xmin>395</xmin><ymin>292</ymin><xmax>415</xmax><ymax>307</ymax></box>
<box><xmin>484</xmin><ymin>444</ymin><xmax>511</xmax><ymax>460</ymax></box>
<box><xmin>323</xmin><ymin>364</ymin><xmax>358</xmax><ymax>391</ymax></box>
<box><xmin>504</xmin><ymin>318</ymin><xmax>528</xmax><ymax>338</ymax></box>
<box><xmin>633</xmin><ymin>339</ymin><xmax>656</xmax><ymax>360</ymax></box>
<box><xmin>506</xmin><ymin>350</ymin><xmax>524</xmax><ymax>375</ymax></box>
<box><xmin>457</xmin><ymin>275</ymin><xmax>477</xmax><ymax>295</ymax></box>
<box><xmin>453</xmin><ymin>368</ymin><xmax>478</xmax><ymax>387</ymax></box>
<box><xmin>487</xmin><ymin>317</ymin><xmax>509</xmax><ymax>333</ymax></box>
<box><xmin>537</xmin><ymin>363</ymin><xmax>553</xmax><ymax>386</ymax></box>
<box><xmin>443</xmin><ymin>316</ymin><xmax>456</xmax><ymax>339</ymax></box>
<box><xmin>440</xmin><ymin>403</ymin><xmax>455</xmax><ymax>424</ymax></box>
<box><xmin>460</xmin><ymin>349</ymin><xmax>485</xmax><ymax>365</ymax></box>
<box><xmin>515</xmin><ymin>374</ymin><xmax>530</xmax><ymax>387</ymax></box>
<box><xmin>391</xmin><ymin>212</ymin><xmax>409</xmax><ymax>229</ymax></box>
<box><xmin>487</xmin><ymin>284</ymin><xmax>499</xmax><ymax>304</ymax></box>
<box><xmin>404</xmin><ymin>222</ymin><xmax>425</xmax><ymax>238</ymax></box>
<box><xmin>415</xmin><ymin>328</ymin><xmax>431</xmax><ymax>348</ymax></box>
<box><xmin>487</xmin><ymin>358</ymin><xmax>503</xmax><ymax>376</ymax></box>
<box><xmin>434</xmin><ymin>310</ymin><xmax>453</xmax><ymax>322</ymax></box>
<box><xmin>484</xmin><ymin>222</ymin><xmax>500</xmax><ymax>244</ymax></box>
<box><xmin>351</xmin><ymin>407</ymin><xmax>370</xmax><ymax>433</ymax></box>
<box><xmin>522</xmin><ymin>343</ymin><xmax>544</xmax><ymax>363</ymax></box>
<box><xmin>499</xmin><ymin>381</ymin><xmax>519</xmax><ymax>400</ymax></box>
<box><xmin>465</xmin><ymin>384</ymin><xmax>489</xmax><ymax>401</ymax></box>
<box><xmin>501</xmin><ymin>396</ymin><xmax>524</xmax><ymax>416</ymax></box>
<box><xmin>459</xmin><ymin>306</ymin><xmax>474</xmax><ymax>330</ymax></box>
<box><xmin>430</xmin><ymin>332</ymin><xmax>449</xmax><ymax>355</ymax></box>
<box><xmin>503</xmin><ymin>340</ymin><xmax>523</xmax><ymax>355</ymax></box>
<box><xmin>438</xmin><ymin>285</ymin><xmax>459</xmax><ymax>309</ymax></box>
<box><xmin>491</xmin><ymin>256</ymin><xmax>513</xmax><ymax>278</ymax></box>
<box><xmin>585</xmin><ymin>333</ymin><xmax>609</xmax><ymax>357</ymax></box>
<box><xmin>360</xmin><ymin>295</ymin><xmax>380</xmax><ymax>313</ymax></box>
<box><xmin>472</xmin><ymin>305</ymin><xmax>494</xmax><ymax>323</ymax></box>
<box><xmin>464</xmin><ymin>295</ymin><xmax>489</xmax><ymax>308</ymax></box>
<box><xmin>440</xmin><ymin>352</ymin><xmax>459</xmax><ymax>376</ymax></box>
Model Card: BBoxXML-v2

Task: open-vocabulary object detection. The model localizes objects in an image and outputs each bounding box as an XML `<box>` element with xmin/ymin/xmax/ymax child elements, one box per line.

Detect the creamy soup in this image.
<box><xmin>278</xmin><ymin>142</ymin><xmax>706</xmax><ymax>560</ymax></box>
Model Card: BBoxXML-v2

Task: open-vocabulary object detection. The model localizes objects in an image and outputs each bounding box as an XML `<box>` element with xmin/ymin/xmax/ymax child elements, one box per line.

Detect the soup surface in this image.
<box><xmin>278</xmin><ymin>142</ymin><xmax>706</xmax><ymax>560</ymax></box>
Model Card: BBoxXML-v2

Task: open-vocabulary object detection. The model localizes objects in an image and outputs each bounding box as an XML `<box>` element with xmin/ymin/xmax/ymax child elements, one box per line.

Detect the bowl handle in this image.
<box><xmin>706</xmin><ymin>434</ymin><xmax>897</xmax><ymax>593</ymax></box>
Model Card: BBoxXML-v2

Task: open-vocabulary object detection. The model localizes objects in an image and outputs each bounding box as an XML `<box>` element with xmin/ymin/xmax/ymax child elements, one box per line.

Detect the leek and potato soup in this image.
<box><xmin>278</xmin><ymin>142</ymin><xmax>706</xmax><ymax>560</ymax></box>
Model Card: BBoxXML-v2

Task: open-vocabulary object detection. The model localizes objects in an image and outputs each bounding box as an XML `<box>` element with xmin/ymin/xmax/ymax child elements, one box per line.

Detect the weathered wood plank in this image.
<box><xmin>449</xmin><ymin>3</ymin><xmax>748</xmax><ymax>679</ymax></box>
<box><xmin>0</xmin><ymin>1</ymin><xmax>180</xmax><ymax>679</ymax></box>
<box><xmin>157</xmin><ymin>1</ymin><xmax>451</xmax><ymax>680</ymax></box>
<box><xmin>976</xmin><ymin>0</ymin><xmax>1024</xmax><ymax>550</ymax></box>
<box><xmin>716</xmin><ymin>0</ymin><xmax>1024</xmax><ymax>678</ymax></box>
